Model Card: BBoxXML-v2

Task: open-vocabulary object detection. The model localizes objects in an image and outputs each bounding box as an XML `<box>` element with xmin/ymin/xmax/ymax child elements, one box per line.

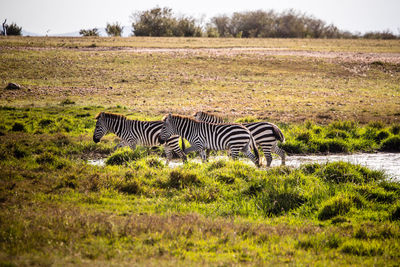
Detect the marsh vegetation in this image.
<box><xmin>0</xmin><ymin>37</ymin><xmax>399</xmax><ymax>265</ymax></box>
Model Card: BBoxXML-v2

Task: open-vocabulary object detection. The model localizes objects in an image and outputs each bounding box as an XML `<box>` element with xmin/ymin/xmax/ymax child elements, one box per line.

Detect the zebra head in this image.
<box><xmin>93</xmin><ymin>112</ymin><xmax>108</xmax><ymax>143</ymax></box>
<box><xmin>158</xmin><ymin>114</ymin><xmax>174</xmax><ymax>144</ymax></box>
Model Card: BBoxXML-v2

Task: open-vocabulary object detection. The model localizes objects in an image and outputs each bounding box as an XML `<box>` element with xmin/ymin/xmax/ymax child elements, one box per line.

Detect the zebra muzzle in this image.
<box><xmin>158</xmin><ymin>136</ymin><xmax>166</xmax><ymax>144</ymax></box>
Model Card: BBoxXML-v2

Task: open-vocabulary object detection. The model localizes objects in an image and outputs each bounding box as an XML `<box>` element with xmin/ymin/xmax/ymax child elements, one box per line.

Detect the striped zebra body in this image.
<box><xmin>159</xmin><ymin>114</ymin><xmax>260</xmax><ymax>167</ymax></box>
<box><xmin>93</xmin><ymin>112</ymin><xmax>186</xmax><ymax>163</ymax></box>
<box><xmin>194</xmin><ymin>111</ymin><xmax>286</xmax><ymax>166</ymax></box>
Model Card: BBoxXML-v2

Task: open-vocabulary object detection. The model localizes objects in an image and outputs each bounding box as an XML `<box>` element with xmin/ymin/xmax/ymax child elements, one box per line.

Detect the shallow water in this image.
<box><xmin>88</xmin><ymin>153</ymin><xmax>400</xmax><ymax>181</ymax></box>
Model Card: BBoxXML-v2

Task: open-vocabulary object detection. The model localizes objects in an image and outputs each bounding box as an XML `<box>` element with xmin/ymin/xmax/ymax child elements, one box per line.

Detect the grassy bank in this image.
<box><xmin>1</xmin><ymin>105</ymin><xmax>400</xmax><ymax>265</ymax></box>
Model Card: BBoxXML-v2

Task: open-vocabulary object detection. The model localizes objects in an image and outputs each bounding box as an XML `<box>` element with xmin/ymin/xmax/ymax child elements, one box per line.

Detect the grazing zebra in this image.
<box><xmin>158</xmin><ymin>114</ymin><xmax>260</xmax><ymax>167</ymax></box>
<box><xmin>93</xmin><ymin>112</ymin><xmax>187</xmax><ymax>163</ymax></box>
<box><xmin>194</xmin><ymin>111</ymin><xmax>286</xmax><ymax>167</ymax></box>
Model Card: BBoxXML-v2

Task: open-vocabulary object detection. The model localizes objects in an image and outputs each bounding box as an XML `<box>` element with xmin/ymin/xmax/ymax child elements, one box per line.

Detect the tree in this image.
<box><xmin>131</xmin><ymin>7</ymin><xmax>176</xmax><ymax>36</ymax></box>
<box><xmin>1</xmin><ymin>20</ymin><xmax>22</xmax><ymax>36</ymax></box>
<box><xmin>79</xmin><ymin>28</ymin><xmax>99</xmax><ymax>37</ymax></box>
<box><xmin>106</xmin><ymin>22</ymin><xmax>123</xmax><ymax>37</ymax></box>
<box><xmin>131</xmin><ymin>7</ymin><xmax>203</xmax><ymax>37</ymax></box>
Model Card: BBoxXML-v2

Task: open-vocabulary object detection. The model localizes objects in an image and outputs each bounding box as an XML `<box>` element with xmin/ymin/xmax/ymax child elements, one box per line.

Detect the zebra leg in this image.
<box><xmin>272</xmin><ymin>144</ymin><xmax>286</xmax><ymax>166</ymax></box>
<box><xmin>242</xmin><ymin>146</ymin><xmax>260</xmax><ymax>167</ymax></box>
<box><xmin>262</xmin><ymin>146</ymin><xmax>273</xmax><ymax>167</ymax></box>
<box><xmin>164</xmin><ymin>145</ymin><xmax>173</xmax><ymax>165</ymax></box>
<box><xmin>200</xmin><ymin>150</ymin><xmax>208</xmax><ymax>163</ymax></box>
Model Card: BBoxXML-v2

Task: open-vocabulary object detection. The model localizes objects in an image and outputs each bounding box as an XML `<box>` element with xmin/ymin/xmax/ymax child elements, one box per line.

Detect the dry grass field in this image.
<box><xmin>1</xmin><ymin>37</ymin><xmax>400</xmax><ymax>123</ymax></box>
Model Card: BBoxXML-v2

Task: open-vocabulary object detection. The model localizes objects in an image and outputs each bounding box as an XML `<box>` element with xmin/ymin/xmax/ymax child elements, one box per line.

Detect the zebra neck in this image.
<box><xmin>175</xmin><ymin>118</ymin><xmax>196</xmax><ymax>143</ymax></box>
<box><xmin>107</xmin><ymin>117</ymin><xmax>126</xmax><ymax>138</ymax></box>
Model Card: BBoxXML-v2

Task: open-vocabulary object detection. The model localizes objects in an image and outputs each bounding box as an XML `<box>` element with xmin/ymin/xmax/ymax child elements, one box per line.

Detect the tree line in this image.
<box><xmin>2</xmin><ymin>7</ymin><xmax>399</xmax><ymax>39</ymax></box>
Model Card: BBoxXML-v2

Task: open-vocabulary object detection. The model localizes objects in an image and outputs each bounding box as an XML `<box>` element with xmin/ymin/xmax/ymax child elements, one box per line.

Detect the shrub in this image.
<box><xmin>5</xmin><ymin>22</ymin><xmax>22</xmax><ymax>36</ymax></box>
<box><xmin>79</xmin><ymin>28</ymin><xmax>99</xmax><ymax>36</ymax></box>
<box><xmin>380</xmin><ymin>136</ymin><xmax>400</xmax><ymax>152</ymax></box>
<box><xmin>318</xmin><ymin>194</ymin><xmax>352</xmax><ymax>220</ymax></box>
<box><xmin>131</xmin><ymin>7</ymin><xmax>202</xmax><ymax>37</ymax></box>
<box><xmin>106</xmin><ymin>22</ymin><xmax>123</xmax><ymax>37</ymax></box>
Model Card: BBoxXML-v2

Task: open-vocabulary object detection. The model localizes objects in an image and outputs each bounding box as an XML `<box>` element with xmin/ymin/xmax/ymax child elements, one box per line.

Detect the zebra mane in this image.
<box><xmin>95</xmin><ymin>112</ymin><xmax>127</xmax><ymax>120</ymax></box>
<box><xmin>165</xmin><ymin>114</ymin><xmax>199</xmax><ymax>122</ymax></box>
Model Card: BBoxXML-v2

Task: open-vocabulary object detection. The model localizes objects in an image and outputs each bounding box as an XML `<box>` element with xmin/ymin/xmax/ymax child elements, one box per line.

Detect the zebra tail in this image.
<box><xmin>250</xmin><ymin>135</ymin><xmax>260</xmax><ymax>166</ymax></box>
<box><xmin>271</xmin><ymin>123</ymin><xmax>285</xmax><ymax>143</ymax></box>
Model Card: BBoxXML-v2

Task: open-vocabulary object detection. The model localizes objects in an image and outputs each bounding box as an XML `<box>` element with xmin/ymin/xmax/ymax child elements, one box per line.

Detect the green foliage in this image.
<box><xmin>105</xmin><ymin>22</ymin><xmax>123</xmax><ymax>37</ymax></box>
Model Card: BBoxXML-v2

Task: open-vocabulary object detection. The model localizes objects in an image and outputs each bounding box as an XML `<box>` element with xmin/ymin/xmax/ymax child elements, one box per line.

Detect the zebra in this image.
<box><xmin>93</xmin><ymin>112</ymin><xmax>187</xmax><ymax>163</ymax></box>
<box><xmin>158</xmin><ymin>114</ymin><xmax>260</xmax><ymax>167</ymax></box>
<box><xmin>194</xmin><ymin>111</ymin><xmax>286</xmax><ymax>167</ymax></box>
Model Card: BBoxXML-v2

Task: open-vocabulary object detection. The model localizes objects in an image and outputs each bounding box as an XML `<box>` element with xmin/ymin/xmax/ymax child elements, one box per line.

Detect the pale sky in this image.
<box><xmin>0</xmin><ymin>0</ymin><xmax>399</xmax><ymax>35</ymax></box>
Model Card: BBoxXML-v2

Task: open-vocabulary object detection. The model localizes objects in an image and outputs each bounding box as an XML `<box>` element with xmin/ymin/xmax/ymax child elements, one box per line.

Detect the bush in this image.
<box><xmin>380</xmin><ymin>136</ymin><xmax>400</xmax><ymax>152</ymax></box>
<box><xmin>106</xmin><ymin>22</ymin><xmax>123</xmax><ymax>37</ymax></box>
<box><xmin>79</xmin><ymin>28</ymin><xmax>99</xmax><ymax>36</ymax></box>
<box><xmin>5</xmin><ymin>22</ymin><xmax>22</xmax><ymax>36</ymax></box>
<box><xmin>131</xmin><ymin>7</ymin><xmax>202</xmax><ymax>37</ymax></box>
<box><xmin>210</xmin><ymin>9</ymin><xmax>349</xmax><ymax>38</ymax></box>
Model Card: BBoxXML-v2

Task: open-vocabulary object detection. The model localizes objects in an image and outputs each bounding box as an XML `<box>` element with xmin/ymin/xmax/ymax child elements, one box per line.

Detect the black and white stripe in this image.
<box><xmin>159</xmin><ymin>114</ymin><xmax>260</xmax><ymax>167</ymax></box>
<box><xmin>194</xmin><ymin>111</ymin><xmax>286</xmax><ymax>166</ymax></box>
<box><xmin>93</xmin><ymin>112</ymin><xmax>187</xmax><ymax>163</ymax></box>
